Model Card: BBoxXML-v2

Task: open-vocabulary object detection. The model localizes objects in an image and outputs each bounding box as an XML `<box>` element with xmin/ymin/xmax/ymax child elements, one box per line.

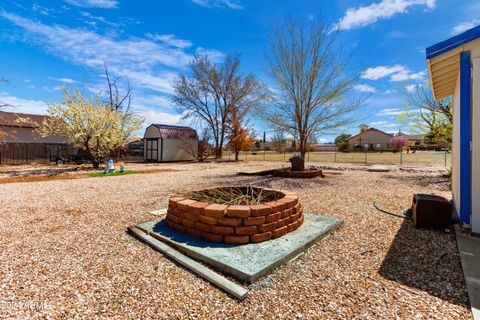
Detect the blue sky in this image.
<box><xmin>0</xmin><ymin>0</ymin><xmax>478</xmax><ymax>142</ymax></box>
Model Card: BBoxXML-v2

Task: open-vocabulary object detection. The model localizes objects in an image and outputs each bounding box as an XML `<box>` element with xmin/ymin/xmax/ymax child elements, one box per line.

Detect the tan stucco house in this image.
<box><xmin>0</xmin><ymin>111</ymin><xmax>72</xmax><ymax>165</ymax></box>
<box><xmin>347</xmin><ymin>126</ymin><xmax>394</xmax><ymax>151</ymax></box>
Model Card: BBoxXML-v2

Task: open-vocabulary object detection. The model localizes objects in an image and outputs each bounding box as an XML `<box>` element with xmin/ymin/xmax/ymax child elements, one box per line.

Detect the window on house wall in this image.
<box><xmin>375</xmin><ymin>143</ymin><xmax>381</xmax><ymax>150</ymax></box>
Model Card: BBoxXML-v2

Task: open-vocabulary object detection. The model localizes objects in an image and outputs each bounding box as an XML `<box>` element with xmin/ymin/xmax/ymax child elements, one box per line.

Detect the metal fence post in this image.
<box><xmin>364</xmin><ymin>148</ymin><xmax>367</xmax><ymax>165</ymax></box>
<box><xmin>400</xmin><ymin>150</ymin><xmax>403</xmax><ymax>165</ymax></box>
<box><xmin>284</xmin><ymin>151</ymin><xmax>286</xmax><ymax>161</ymax></box>
<box><xmin>334</xmin><ymin>149</ymin><xmax>336</xmax><ymax>162</ymax></box>
<box><xmin>444</xmin><ymin>150</ymin><xmax>447</xmax><ymax>166</ymax></box>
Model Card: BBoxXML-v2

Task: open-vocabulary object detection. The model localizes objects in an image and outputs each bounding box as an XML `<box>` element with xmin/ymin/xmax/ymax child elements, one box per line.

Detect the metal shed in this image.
<box><xmin>426</xmin><ymin>24</ymin><xmax>480</xmax><ymax>234</ymax></box>
<box><xmin>143</xmin><ymin>124</ymin><xmax>198</xmax><ymax>162</ymax></box>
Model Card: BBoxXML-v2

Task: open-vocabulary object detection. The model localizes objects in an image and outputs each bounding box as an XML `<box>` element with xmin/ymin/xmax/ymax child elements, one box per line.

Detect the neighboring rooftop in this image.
<box><xmin>0</xmin><ymin>111</ymin><xmax>48</xmax><ymax>128</ymax></box>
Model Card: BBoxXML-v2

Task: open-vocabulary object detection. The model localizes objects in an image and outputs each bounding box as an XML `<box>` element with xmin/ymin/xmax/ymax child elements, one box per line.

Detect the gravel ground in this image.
<box><xmin>0</xmin><ymin>161</ymin><xmax>471</xmax><ymax>319</ymax></box>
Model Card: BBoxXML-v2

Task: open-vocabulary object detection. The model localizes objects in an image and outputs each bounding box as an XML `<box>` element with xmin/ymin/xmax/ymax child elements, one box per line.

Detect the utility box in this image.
<box><xmin>411</xmin><ymin>194</ymin><xmax>452</xmax><ymax>230</ymax></box>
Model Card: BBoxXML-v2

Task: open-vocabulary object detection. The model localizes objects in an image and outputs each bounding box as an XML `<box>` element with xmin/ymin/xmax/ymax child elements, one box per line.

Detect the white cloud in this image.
<box><xmin>195</xmin><ymin>47</ymin><xmax>225</xmax><ymax>61</ymax></box>
<box><xmin>361</xmin><ymin>65</ymin><xmax>425</xmax><ymax>82</ymax></box>
<box><xmin>378</xmin><ymin>108</ymin><xmax>404</xmax><ymax>116</ymax></box>
<box><xmin>354</xmin><ymin>84</ymin><xmax>376</xmax><ymax>93</ymax></box>
<box><xmin>0</xmin><ymin>12</ymin><xmax>222</xmax><ymax>96</ymax></box>
<box><xmin>191</xmin><ymin>0</ymin><xmax>243</xmax><ymax>9</ymax></box>
<box><xmin>361</xmin><ymin>65</ymin><xmax>405</xmax><ymax>80</ymax></box>
<box><xmin>146</xmin><ymin>33</ymin><xmax>192</xmax><ymax>49</ymax></box>
<box><xmin>452</xmin><ymin>19</ymin><xmax>480</xmax><ymax>34</ymax></box>
<box><xmin>47</xmin><ymin>77</ymin><xmax>76</xmax><ymax>84</ymax></box>
<box><xmin>63</xmin><ymin>0</ymin><xmax>118</xmax><ymax>8</ymax></box>
<box><xmin>370</xmin><ymin>121</ymin><xmax>398</xmax><ymax>128</ymax></box>
<box><xmin>390</xmin><ymin>70</ymin><xmax>425</xmax><ymax>81</ymax></box>
<box><xmin>0</xmin><ymin>92</ymin><xmax>49</xmax><ymax>115</ymax></box>
<box><xmin>405</xmin><ymin>84</ymin><xmax>417</xmax><ymax>93</ymax></box>
<box><xmin>336</xmin><ymin>0</ymin><xmax>436</xmax><ymax>30</ymax></box>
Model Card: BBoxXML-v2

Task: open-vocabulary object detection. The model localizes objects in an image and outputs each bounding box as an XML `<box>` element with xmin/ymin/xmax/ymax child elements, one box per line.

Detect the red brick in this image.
<box><xmin>265</xmin><ymin>212</ymin><xmax>281</xmax><ymax>223</ymax></box>
<box><xmin>258</xmin><ymin>221</ymin><xmax>277</xmax><ymax>232</ymax></box>
<box><xmin>224</xmin><ymin>235</ymin><xmax>249</xmax><ymax>245</ymax></box>
<box><xmin>202</xmin><ymin>232</ymin><xmax>223</xmax><ymax>243</ymax></box>
<box><xmin>175</xmin><ymin>224</ymin><xmax>187</xmax><ymax>234</ymax></box>
<box><xmin>165</xmin><ymin>219</ymin><xmax>175</xmax><ymax>229</ymax></box>
<box><xmin>290</xmin><ymin>212</ymin><xmax>301</xmax><ymax>223</ymax></box>
<box><xmin>177</xmin><ymin>199</ymin><xmax>197</xmax><ymax>210</ymax></box>
<box><xmin>186</xmin><ymin>227</ymin><xmax>203</xmax><ymax>238</ymax></box>
<box><xmin>211</xmin><ymin>225</ymin><xmax>234</xmax><ymax>235</ymax></box>
<box><xmin>188</xmin><ymin>201</ymin><xmax>210</xmax><ymax>215</ymax></box>
<box><xmin>264</xmin><ymin>201</ymin><xmax>286</xmax><ymax>212</ymax></box>
<box><xmin>281</xmin><ymin>208</ymin><xmax>294</xmax><ymax>219</ymax></box>
<box><xmin>278</xmin><ymin>197</ymin><xmax>296</xmax><ymax>209</ymax></box>
<box><xmin>249</xmin><ymin>204</ymin><xmax>272</xmax><ymax>216</ymax></box>
<box><xmin>183</xmin><ymin>211</ymin><xmax>200</xmax><ymax>222</ymax></box>
<box><xmin>226</xmin><ymin>205</ymin><xmax>251</xmax><ymax>218</ymax></box>
<box><xmin>287</xmin><ymin>221</ymin><xmax>298</xmax><ymax>232</ymax></box>
<box><xmin>298</xmin><ymin>214</ymin><xmax>304</xmax><ymax>225</ymax></box>
<box><xmin>243</xmin><ymin>216</ymin><xmax>265</xmax><ymax>226</ymax></box>
<box><xmin>166</xmin><ymin>213</ymin><xmax>181</xmax><ymax>224</ymax></box>
<box><xmin>181</xmin><ymin>218</ymin><xmax>196</xmax><ymax>228</ymax></box>
<box><xmin>250</xmin><ymin>231</ymin><xmax>272</xmax><ymax>243</ymax></box>
<box><xmin>235</xmin><ymin>225</ymin><xmax>257</xmax><ymax>235</ymax></box>
<box><xmin>218</xmin><ymin>217</ymin><xmax>243</xmax><ymax>227</ymax></box>
<box><xmin>293</xmin><ymin>203</ymin><xmax>301</xmax><ymax>213</ymax></box>
<box><xmin>169</xmin><ymin>196</ymin><xmax>185</xmax><ymax>208</ymax></box>
<box><xmin>272</xmin><ymin>226</ymin><xmax>288</xmax><ymax>238</ymax></box>
<box><xmin>199</xmin><ymin>215</ymin><xmax>218</xmax><ymax>225</ymax></box>
<box><xmin>204</xmin><ymin>204</ymin><xmax>228</xmax><ymax>218</ymax></box>
<box><xmin>276</xmin><ymin>217</ymin><xmax>290</xmax><ymax>228</ymax></box>
<box><xmin>283</xmin><ymin>194</ymin><xmax>299</xmax><ymax>205</ymax></box>
<box><xmin>173</xmin><ymin>207</ymin><xmax>185</xmax><ymax>217</ymax></box>
<box><xmin>195</xmin><ymin>221</ymin><xmax>212</xmax><ymax>233</ymax></box>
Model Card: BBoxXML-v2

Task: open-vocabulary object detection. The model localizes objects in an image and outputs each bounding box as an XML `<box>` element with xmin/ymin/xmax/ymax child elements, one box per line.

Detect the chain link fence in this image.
<box><xmin>224</xmin><ymin>149</ymin><xmax>451</xmax><ymax>167</ymax></box>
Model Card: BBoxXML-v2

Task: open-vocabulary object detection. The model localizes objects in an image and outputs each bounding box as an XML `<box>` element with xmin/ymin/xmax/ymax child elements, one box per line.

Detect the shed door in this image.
<box><xmin>146</xmin><ymin>139</ymin><xmax>159</xmax><ymax>161</ymax></box>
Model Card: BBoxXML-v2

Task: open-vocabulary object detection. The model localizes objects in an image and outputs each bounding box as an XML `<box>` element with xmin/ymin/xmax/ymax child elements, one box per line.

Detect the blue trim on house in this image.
<box><xmin>459</xmin><ymin>51</ymin><xmax>472</xmax><ymax>226</ymax></box>
<box><xmin>426</xmin><ymin>24</ymin><xmax>480</xmax><ymax>60</ymax></box>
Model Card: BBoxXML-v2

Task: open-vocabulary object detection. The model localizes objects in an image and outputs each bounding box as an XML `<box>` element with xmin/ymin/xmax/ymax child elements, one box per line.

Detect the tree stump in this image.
<box><xmin>290</xmin><ymin>155</ymin><xmax>305</xmax><ymax>171</ymax></box>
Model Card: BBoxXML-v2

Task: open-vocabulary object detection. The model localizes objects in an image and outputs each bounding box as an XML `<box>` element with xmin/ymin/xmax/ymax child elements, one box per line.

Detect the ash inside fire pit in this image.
<box><xmin>166</xmin><ymin>186</ymin><xmax>304</xmax><ymax>245</ymax></box>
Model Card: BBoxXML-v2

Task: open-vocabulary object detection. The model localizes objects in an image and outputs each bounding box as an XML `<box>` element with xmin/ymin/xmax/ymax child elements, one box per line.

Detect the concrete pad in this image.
<box><xmin>135</xmin><ymin>213</ymin><xmax>342</xmax><ymax>283</ymax></box>
<box><xmin>367</xmin><ymin>165</ymin><xmax>391</xmax><ymax>172</ymax></box>
<box><xmin>455</xmin><ymin>225</ymin><xmax>480</xmax><ymax>319</ymax></box>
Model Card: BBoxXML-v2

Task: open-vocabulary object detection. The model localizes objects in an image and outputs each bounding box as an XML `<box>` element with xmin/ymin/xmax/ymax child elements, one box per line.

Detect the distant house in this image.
<box><xmin>143</xmin><ymin>124</ymin><xmax>198</xmax><ymax>162</ymax></box>
<box><xmin>347</xmin><ymin>125</ymin><xmax>394</xmax><ymax>151</ymax></box>
<box><xmin>0</xmin><ymin>111</ymin><xmax>72</xmax><ymax>165</ymax></box>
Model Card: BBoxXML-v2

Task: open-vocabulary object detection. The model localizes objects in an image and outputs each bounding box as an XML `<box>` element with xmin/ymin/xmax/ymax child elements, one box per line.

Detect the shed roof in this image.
<box><xmin>0</xmin><ymin>111</ymin><xmax>48</xmax><ymax>128</ymax></box>
<box><xmin>149</xmin><ymin>124</ymin><xmax>198</xmax><ymax>139</ymax></box>
<box><xmin>426</xmin><ymin>24</ymin><xmax>480</xmax><ymax>100</ymax></box>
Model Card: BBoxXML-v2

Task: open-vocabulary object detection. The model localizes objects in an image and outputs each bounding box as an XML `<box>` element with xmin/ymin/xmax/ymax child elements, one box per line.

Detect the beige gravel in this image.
<box><xmin>0</xmin><ymin>161</ymin><xmax>471</xmax><ymax>319</ymax></box>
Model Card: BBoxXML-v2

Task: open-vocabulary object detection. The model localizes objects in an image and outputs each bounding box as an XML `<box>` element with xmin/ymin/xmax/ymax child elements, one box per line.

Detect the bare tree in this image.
<box><xmin>263</xmin><ymin>17</ymin><xmax>363</xmax><ymax>168</ymax></box>
<box><xmin>172</xmin><ymin>54</ymin><xmax>266</xmax><ymax>159</ymax></box>
<box><xmin>271</xmin><ymin>130</ymin><xmax>286</xmax><ymax>153</ymax></box>
<box><xmin>400</xmin><ymin>84</ymin><xmax>452</xmax><ymax>143</ymax></box>
<box><xmin>179</xmin><ymin>127</ymin><xmax>213</xmax><ymax>162</ymax></box>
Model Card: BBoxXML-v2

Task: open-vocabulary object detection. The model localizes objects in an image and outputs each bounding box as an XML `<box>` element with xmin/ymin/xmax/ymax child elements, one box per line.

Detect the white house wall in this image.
<box><xmin>452</xmin><ymin>75</ymin><xmax>461</xmax><ymax>217</ymax></box>
<box><xmin>472</xmin><ymin>45</ymin><xmax>480</xmax><ymax>234</ymax></box>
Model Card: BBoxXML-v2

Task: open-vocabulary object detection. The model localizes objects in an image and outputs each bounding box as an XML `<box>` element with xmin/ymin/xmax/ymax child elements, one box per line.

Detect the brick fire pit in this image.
<box><xmin>165</xmin><ymin>187</ymin><xmax>304</xmax><ymax>245</ymax></box>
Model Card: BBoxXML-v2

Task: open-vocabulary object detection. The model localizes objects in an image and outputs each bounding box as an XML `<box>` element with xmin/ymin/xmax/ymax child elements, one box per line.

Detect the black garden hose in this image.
<box><xmin>372</xmin><ymin>202</ymin><xmax>412</xmax><ymax>220</ymax></box>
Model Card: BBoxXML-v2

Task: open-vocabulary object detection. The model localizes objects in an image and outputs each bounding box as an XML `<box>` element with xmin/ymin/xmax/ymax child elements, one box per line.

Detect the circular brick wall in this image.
<box><xmin>165</xmin><ymin>188</ymin><xmax>304</xmax><ymax>245</ymax></box>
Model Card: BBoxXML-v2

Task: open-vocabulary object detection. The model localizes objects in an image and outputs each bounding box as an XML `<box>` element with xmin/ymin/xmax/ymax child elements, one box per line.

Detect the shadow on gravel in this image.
<box><xmin>379</xmin><ymin>219</ymin><xmax>469</xmax><ymax>307</ymax></box>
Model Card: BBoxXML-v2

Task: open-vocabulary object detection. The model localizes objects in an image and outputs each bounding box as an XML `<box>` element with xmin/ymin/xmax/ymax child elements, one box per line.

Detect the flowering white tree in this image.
<box><xmin>39</xmin><ymin>86</ymin><xmax>144</xmax><ymax>168</ymax></box>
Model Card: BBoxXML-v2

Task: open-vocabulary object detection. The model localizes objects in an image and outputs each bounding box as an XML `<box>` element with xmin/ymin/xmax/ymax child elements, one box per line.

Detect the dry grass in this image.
<box><xmin>0</xmin><ymin>161</ymin><xmax>470</xmax><ymax>319</ymax></box>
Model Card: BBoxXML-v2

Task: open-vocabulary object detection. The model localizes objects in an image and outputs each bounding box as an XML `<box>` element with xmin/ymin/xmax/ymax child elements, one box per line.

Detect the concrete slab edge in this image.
<box><xmin>454</xmin><ymin>223</ymin><xmax>480</xmax><ymax>320</ymax></box>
